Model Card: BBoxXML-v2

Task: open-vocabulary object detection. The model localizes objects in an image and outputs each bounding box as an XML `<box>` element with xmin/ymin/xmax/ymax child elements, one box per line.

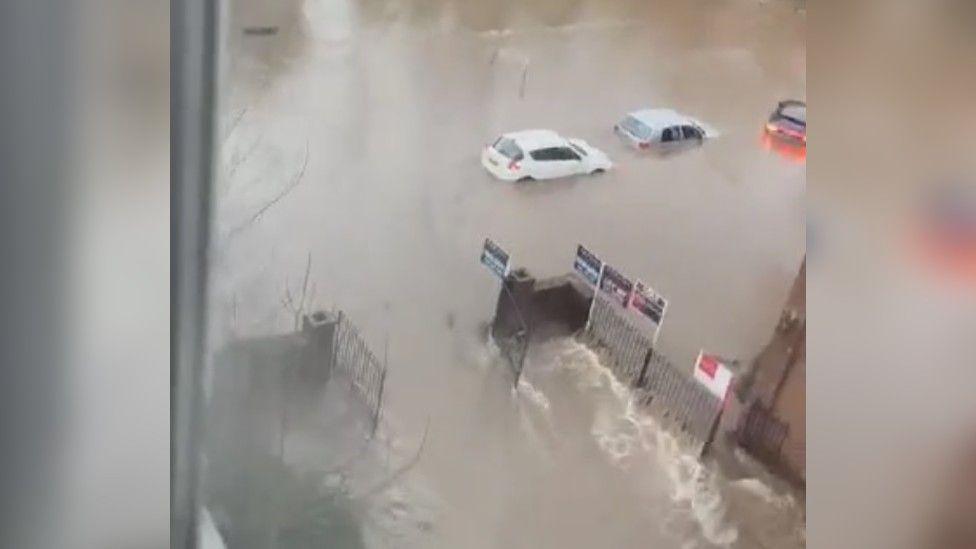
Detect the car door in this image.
<box><xmin>529</xmin><ymin>147</ymin><xmax>578</xmax><ymax>179</ymax></box>
<box><xmin>528</xmin><ymin>147</ymin><xmax>558</xmax><ymax>179</ymax></box>
<box><xmin>660</xmin><ymin>126</ymin><xmax>681</xmax><ymax>151</ymax></box>
<box><xmin>553</xmin><ymin>146</ymin><xmax>583</xmax><ymax>176</ymax></box>
<box><xmin>681</xmin><ymin>125</ymin><xmax>704</xmax><ymax>145</ymax></box>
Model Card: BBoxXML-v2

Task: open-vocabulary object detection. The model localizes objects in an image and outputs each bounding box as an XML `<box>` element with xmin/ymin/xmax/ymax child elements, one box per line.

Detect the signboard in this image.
<box><xmin>628</xmin><ymin>280</ymin><xmax>668</xmax><ymax>325</ymax></box>
<box><xmin>480</xmin><ymin>238</ymin><xmax>510</xmax><ymax>279</ymax></box>
<box><xmin>599</xmin><ymin>264</ymin><xmax>633</xmax><ymax>307</ymax></box>
<box><xmin>693</xmin><ymin>351</ymin><xmax>733</xmax><ymax>400</ymax></box>
<box><xmin>573</xmin><ymin>245</ymin><xmax>603</xmax><ymax>286</ymax></box>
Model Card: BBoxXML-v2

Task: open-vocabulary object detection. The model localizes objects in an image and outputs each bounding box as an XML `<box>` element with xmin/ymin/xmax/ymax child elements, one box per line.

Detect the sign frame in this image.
<box><xmin>598</xmin><ymin>264</ymin><xmax>634</xmax><ymax>307</ymax></box>
<box><xmin>480</xmin><ymin>238</ymin><xmax>510</xmax><ymax>279</ymax></box>
<box><xmin>692</xmin><ymin>350</ymin><xmax>733</xmax><ymax>401</ymax></box>
<box><xmin>628</xmin><ymin>279</ymin><xmax>669</xmax><ymax>344</ymax></box>
<box><xmin>573</xmin><ymin>244</ymin><xmax>603</xmax><ymax>287</ymax></box>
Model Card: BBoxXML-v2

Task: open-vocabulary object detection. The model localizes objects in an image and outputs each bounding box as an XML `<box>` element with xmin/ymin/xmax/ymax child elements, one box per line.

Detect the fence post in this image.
<box><xmin>372</xmin><ymin>369</ymin><xmax>386</xmax><ymax>437</ymax></box>
<box><xmin>636</xmin><ymin>347</ymin><xmax>653</xmax><ymax>388</ymax></box>
<box><xmin>331</xmin><ymin>310</ymin><xmax>343</xmax><ymax>376</ymax></box>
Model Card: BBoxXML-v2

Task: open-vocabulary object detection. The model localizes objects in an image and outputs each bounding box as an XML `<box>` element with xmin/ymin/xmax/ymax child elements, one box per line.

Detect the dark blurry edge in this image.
<box><xmin>172</xmin><ymin>0</ymin><xmax>218</xmax><ymax>547</ymax></box>
<box><xmin>0</xmin><ymin>2</ymin><xmax>70</xmax><ymax>548</ymax></box>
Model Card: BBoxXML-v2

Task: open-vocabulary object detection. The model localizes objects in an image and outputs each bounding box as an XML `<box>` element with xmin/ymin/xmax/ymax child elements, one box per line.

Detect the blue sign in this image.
<box><xmin>480</xmin><ymin>238</ymin><xmax>510</xmax><ymax>279</ymax></box>
<box><xmin>573</xmin><ymin>245</ymin><xmax>603</xmax><ymax>286</ymax></box>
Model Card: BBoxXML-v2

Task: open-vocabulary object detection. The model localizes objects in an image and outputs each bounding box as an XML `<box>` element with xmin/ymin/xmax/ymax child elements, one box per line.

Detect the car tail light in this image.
<box><xmin>638</xmin><ymin>141</ymin><xmax>650</xmax><ymax>149</ymax></box>
<box><xmin>508</xmin><ymin>160</ymin><xmax>520</xmax><ymax>171</ymax></box>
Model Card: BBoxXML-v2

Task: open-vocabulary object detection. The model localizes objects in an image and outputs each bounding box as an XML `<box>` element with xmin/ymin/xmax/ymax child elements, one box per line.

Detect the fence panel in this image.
<box><xmin>332</xmin><ymin>313</ymin><xmax>387</xmax><ymax>432</ymax></box>
<box><xmin>587</xmin><ymin>294</ymin><xmax>652</xmax><ymax>385</ymax></box>
<box><xmin>737</xmin><ymin>402</ymin><xmax>788</xmax><ymax>459</ymax></box>
<box><xmin>586</xmin><ymin>295</ymin><xmax>723</xmax><ymax>452</ymax></box>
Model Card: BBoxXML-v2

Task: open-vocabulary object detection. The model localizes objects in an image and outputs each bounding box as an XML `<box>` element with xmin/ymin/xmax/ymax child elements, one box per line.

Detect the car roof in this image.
<box><xmin>778</xmin><ymin>101</ymin><xmax>806</xmax><ymax>122</ymax></box>
<box><xmin>778</xmin><ymin>99</ymin><xmax>806</xmax><ymax>108</ymax></box>
<box><xmin>627</xmin><ymin>109</ymin><xmax>690</xmax><ymax>128</ymax></box>
<box><xmin>503</xmin><ymin>129</ymin><xmax>566</xmax><ymax>150</ymax></box>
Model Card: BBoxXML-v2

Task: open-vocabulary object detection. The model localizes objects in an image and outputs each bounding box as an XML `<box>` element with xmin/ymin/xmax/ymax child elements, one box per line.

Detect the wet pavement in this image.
<box><xmin>210</xmin><ymin>0</ymin><xmax>806</xmax><ymax>546</ymax></box>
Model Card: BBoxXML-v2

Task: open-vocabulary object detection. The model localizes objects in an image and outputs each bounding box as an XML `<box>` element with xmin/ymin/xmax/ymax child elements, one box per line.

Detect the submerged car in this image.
<box><xmin>765</xmin><ymin>100</ymin><xmax>806</xmax><ymax>144</ymax></box>
<box><xmin>914</xmin><ymin>181</ymin><xmax>976</xmax><ymax>280</ymax></box>
<box><xmin>613</xmin><ymin>109</ymin><xmax>718</xmax><ymax>151</ymax></box>
<box><xmin>481</xmin><ymin>130</ymin><xmax>612</xmax><ymax>181</ymax></box>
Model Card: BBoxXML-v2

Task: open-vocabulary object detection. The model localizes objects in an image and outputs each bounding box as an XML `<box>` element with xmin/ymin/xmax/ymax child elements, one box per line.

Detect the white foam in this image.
<box><xmin>731</xmin><ymin>478</ymin><xmax>801</xmax><ymax>517</ymax></box>
<box><xmin>516</xmin><ymin>377</ymin><xmax>551</xmax><ymax>412</ymax></box>
<box><xmin>655</xmin><ymin>427</ymin><xmax>739</xmax><ymax>546</ymax></box>
<box><xmin>552</xmin><ymin>339</ymin><xmax>740</xmax><ymax>546</ymax></box>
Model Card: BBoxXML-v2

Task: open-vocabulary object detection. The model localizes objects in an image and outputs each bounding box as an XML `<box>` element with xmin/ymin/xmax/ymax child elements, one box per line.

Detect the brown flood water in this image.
<box><xmin>210</xmin><ymin>0</ymin><xmax>806</xmax><ymax>547</ymax></box>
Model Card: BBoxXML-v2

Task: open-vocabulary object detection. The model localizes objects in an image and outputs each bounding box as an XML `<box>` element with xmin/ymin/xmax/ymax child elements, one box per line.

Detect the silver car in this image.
<box><xmin>614</xmin><ymin>108</ymin><xmax>718</xmax><ymax>152</ymax></box>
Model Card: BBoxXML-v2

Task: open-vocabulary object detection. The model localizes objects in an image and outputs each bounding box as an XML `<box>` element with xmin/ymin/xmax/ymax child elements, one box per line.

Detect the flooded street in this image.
<box><xmin>211</xmin><ymin>0</ymin><xmax>806</xmax><ymax>546</ymax></box>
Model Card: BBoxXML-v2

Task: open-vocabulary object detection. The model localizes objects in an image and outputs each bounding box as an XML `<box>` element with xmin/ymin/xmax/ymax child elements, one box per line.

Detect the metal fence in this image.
<box><xmin>491</xmin><ymin>275</ymin><xmax>531</xmax><ymax>386</ymax></box>
<box><xmin>737</xmin><ymin>401</ymin><xmax>788</xmax><ymax>459</ymax></box>
<box><xmin>636</xmin><ymin>350</ymin><xmax>722</xmax><ymax>452</ymax></box>
<box><xmin>586</xmin><ymin>294</ymin><xmax>652</xmax><ymax>385</ymax></box>
<box><xmin>585</xmin><ymin>293</ymin><xmax>723</xmax><ymax>452</ymax></box>
<box><xmin>333</xmin><ymin>312</ymin><xmax>387</xmax><ymax>432</ymax></box>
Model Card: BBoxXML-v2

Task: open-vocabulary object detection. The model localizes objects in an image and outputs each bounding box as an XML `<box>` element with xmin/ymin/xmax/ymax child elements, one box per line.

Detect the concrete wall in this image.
<box><xmin>490</xmin><ymin>269</ymin><xmax>592</xmax><ymax>381</ymax></box>
<box><xmin>750</xmin><ymin>260</ymin><xmax>805</xmax><ymax>408</ymax></box>
<box><xmin>738</xmin><ymin>258</ymin><xmax>806</xmax><ymax>483</ymax></box>
<box><xmin>772</xmin><ymin>337</ymin><xmax>805</xmax><ymax>480</ymax></box>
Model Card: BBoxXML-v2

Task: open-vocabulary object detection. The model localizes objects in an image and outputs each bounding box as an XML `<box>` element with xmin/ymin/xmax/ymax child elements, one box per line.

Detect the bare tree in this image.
<box><xmin>281</xmin><ymin>251</ymin><xmax>317</xmax><ymax>331</ymax></box>
<box><xmin>227</xmin><ymin>139</ymin><xmax>310</xmax><ymax>239</ymax></box>
<box><xmin>355</xmin><ymin>418</ymin><xmax>430</xmax><ymax>500</ymax></box>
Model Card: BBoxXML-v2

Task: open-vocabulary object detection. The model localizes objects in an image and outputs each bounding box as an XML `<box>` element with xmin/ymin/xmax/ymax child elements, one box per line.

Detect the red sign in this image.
<box><xmin>693</xmin><ymin>351</ymin><xmax>733</xmax><ymax>400</ymax></box>
<box><xmin>698</xmin><ymin>354</ymin><xmax>719</xmax><ymax>378</ymax></box>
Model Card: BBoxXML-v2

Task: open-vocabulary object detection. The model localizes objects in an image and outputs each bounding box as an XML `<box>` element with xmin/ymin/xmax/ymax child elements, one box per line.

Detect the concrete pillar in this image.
<box><xmin>301</xmin><ymin>310</ymin><xmax>339</xmax><ymax>385</ymax></box>
<box><xmin>491</xmin><ymin>267</ymin><xmax>535</xmax><ymax>341</ymax></box>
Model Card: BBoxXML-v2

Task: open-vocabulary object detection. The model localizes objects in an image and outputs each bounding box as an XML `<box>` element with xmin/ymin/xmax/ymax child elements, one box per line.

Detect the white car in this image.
<box><xmin>481</xmin><ymin>130</ymin><xmax>612</xmax><ymax>181</ymax></box>
<box><xmin>614</xmin><ymin>109</ymin><xmax>718</xmax><ymax>151</ymax></box>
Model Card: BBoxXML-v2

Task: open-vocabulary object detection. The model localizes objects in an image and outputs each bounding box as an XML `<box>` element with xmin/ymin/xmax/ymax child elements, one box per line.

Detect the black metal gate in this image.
<box><xmin>738</xmin><ymin>402</ymin><xmax>789</xmax><ymax>459</ymax></box>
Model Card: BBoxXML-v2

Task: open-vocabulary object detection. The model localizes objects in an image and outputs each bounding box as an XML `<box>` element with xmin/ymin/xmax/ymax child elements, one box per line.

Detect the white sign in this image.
<box><xmin>693</xmin><ymin>351</ymin><xmax>733</xmax><ymax>400</ymax></box>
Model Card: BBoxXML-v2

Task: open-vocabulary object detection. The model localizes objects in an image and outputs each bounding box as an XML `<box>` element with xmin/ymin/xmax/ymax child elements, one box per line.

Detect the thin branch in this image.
<box><xmin>226</xmin><ymin>133</ymin><xmax>264</xmax><ymax>179</ymax></box>
<box><xmin>519</xmin><ymin>61</ymin><xmax>529</xmax><ymax>98</ymax></box>
<box><xmin>320</xmin><ymin>436</ymin><xmax>373</xmax><ymax>477</ymax></box>
<box><xmin>294</xmin><ymin>252</ymin><xmax>313</xmax><ymax>330</ymax></box>
<box><xmin>226</xmin><ymin>140</ymin><xmax>310</xmax><ymax>239</ymax></box>
<box><xmin>354</xmin><ymin>418</ymin><xmax>430</xmax><ymax>500</ymax></box>
<box><xmin>283</xmin><ymin>276</ymin><xmax>295</xmax><ymax>310</ymax></box>
<box><xmin>225</xmin><ymin>107</ymin><xmax>248</xmax><ymax>141</ymax></box>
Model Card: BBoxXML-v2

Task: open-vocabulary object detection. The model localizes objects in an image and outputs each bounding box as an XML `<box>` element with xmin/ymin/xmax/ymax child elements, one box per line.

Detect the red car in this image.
<box><xmin>765</xmin><ymin>100</ymin><xmax>806</xmax><ymax>144</ymax></box>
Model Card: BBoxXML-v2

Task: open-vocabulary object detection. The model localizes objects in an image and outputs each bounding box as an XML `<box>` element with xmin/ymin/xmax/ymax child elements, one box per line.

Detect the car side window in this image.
<box><xmin>661</xmin><ymin>127</ymin><xmax>678</xmax><ymax>142</ymax></box>
<box><xmin>530</xmin><ymin>148</ymin><xmax>555</xmax><ymax>161</ymax></box>
<box><xmin>556</xmin><ymin>147</ymin><xmax>581</xmax><ymax>161</ymax></box>
<box><xmin>681</xmin><ymin>125</ymin><xmax>701</xmax><ymax>140</ymax></box>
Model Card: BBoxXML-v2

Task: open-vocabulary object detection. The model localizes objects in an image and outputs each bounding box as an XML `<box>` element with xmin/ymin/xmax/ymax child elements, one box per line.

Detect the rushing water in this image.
<box><xmin>210</xmin><ymin>0</ymin><xmax>806</xmax><ymax>546</ymax></box>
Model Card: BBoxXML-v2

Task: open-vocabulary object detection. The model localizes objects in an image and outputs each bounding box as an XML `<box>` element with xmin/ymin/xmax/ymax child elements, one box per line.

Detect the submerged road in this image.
<box><xmin>211</xmin><ymin>0</ymin><xmax>806</xmax><ymax>546</ymax></box>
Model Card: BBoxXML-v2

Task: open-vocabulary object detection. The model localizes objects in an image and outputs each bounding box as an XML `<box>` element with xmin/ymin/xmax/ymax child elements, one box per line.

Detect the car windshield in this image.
<box><xmin>779</xmin><ymin>104</ymin><xmax>806</xmax><ymax>126</ymax></box>
<box><xmin>493</xmin><ymin>137</ymin><xmax>524</xmax><ymax>160</ymax></box>
<box><xmin>569</xmin><ymin>143</ymin><xmax>588</xmax><ymax>157</ymax></box>
<box><xmin>620</xmin><ymin>116</ymin><xmax>653</xmax><ymax>139</ymax></box>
